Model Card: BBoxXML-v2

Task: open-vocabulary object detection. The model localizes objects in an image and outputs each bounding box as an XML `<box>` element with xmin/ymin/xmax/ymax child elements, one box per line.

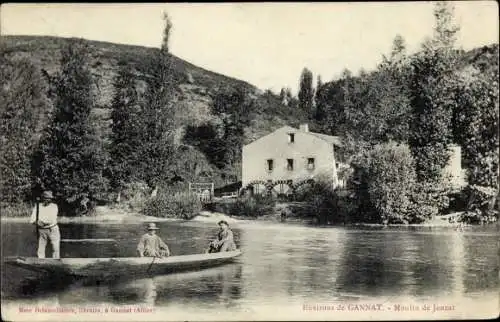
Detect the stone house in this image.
<box><xmin>241</xmin><ymin>124</ymin><xmax>344</xmax><ymax>194</ymax></box>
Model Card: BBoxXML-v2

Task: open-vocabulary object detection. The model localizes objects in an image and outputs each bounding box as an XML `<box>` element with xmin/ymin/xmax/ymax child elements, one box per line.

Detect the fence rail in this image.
<box><xmin>219</xmin><ymin>191</ymin><xmax>238</xmax><ymax>198</ymax></box>
<box><xmin>189</xmin><ymin>182</ymin><xmax>214</xmax><ymax>202</ymax></box>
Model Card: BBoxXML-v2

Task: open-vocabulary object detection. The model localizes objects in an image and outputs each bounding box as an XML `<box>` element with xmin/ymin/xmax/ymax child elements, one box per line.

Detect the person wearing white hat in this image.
<box><xmin>29</xmin><ymin>190</ymin><xmax>60</xmax><ymax>259</ymax></box>
<box><xmin>137</xmin><ymin>223</ymin><xmax>170</xmax><ymax>258</ymax></box>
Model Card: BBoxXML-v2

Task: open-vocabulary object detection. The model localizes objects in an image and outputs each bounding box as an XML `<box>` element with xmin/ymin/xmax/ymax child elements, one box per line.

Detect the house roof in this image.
<box><xmin>244</xmin><ymin>125</ymin><xmax>343</xmax><ymax>147</ymax></box>
<box><xmin>308</xmin><ymin>132</ymin><xmax>343</xmax><ymax>146</ymax></box>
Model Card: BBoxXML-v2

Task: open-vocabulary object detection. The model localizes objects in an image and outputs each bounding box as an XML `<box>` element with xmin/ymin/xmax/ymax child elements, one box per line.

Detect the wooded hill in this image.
<box><xmin>1</xmin><ymin>35</ymin><xmax>308</xmax><ymax>188</ymax></box>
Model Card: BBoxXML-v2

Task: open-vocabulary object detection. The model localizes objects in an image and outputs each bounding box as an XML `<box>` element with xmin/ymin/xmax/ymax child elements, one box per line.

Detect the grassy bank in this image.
<box><xmin>1</xmin><ymin>199</ymin><xmax>493</xmax><ymax>228</ymax></box>
<box><xmin>0</xmin><ymin>206</ymin><xmax>183</xmax><ymax>223</ymax></box>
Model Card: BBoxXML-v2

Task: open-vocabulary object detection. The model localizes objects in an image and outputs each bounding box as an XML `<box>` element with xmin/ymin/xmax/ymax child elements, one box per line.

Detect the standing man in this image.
<box><xmin>30</xmin><ymin>190</ymin><xmax>60</xmax><ymax>259</ymax></box>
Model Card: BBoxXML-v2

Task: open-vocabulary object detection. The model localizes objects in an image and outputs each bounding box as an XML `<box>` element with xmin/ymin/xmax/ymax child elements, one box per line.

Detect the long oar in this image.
<box><xmin>147</xmin><ymin>255</ymin><xmax>157</xmax><ymax>274</ymax></box>
<box><xmin>61</xmin><ymin>238</ymin><xmax>117</xmax><ymax>243</ymax></box>
<box><xmin>35</xmin><ymin>199</ymin><xmax>40</xmax><ymax>241</ymax></box>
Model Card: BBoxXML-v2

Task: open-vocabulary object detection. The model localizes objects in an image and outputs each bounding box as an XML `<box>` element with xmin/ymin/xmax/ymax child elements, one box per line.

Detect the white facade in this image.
<box><xmin>241</xmin><ymin>125</ymin><xmax>342</xmax><ymax>189</ymax></box>
<box><xmin>444</xmin><ymin>145</ymin><xmax>467</xmax><ymax>189</ymax></box>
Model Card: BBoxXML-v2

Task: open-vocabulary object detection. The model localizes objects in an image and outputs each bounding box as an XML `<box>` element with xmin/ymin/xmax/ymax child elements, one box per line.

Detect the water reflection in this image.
<box><xmin>53</xmin><ymin>264</ymin><xmax>243</xmax><ymax>310</ymax></box>
<box><xmin>1</xmin><ymin>221</ymin><xmax>498</xmax><ymax>312</ymax></box>
<box><xmin>335</xmin><ymin>231</ymin><xmax>408</xmax><ymax>298</ymax></box>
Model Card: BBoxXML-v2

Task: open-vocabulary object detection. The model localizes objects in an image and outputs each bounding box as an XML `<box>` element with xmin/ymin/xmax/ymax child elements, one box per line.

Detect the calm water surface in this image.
<box><xmin>1</xmin><ymin>221</ymin><xmax>498</xmax><ymax>317</ymax></box>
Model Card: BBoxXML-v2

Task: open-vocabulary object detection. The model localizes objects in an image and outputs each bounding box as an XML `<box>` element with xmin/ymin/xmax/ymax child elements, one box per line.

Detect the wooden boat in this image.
<box><xmin>4</xmin><ymin>250</ymin><xmax>242</xmax><ymax>280</ymax></box>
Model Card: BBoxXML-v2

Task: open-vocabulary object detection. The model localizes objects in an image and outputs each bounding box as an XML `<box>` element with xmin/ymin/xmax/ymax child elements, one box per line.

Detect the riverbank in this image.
<box><xmin>0</xmin><ymin>205</ymin><xmax>475</xmax><ymax>228</ymax></box>
<box><xmin>0</xmin><ymin>206</ymin><xmax>181</xmax><ymax>223</ymax></box>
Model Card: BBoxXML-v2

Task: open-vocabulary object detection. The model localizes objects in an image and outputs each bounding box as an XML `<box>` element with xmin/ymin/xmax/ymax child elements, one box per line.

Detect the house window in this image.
<box><xmin>267</xmin><ymin>159</ymin><xmax>274</xmax><ymax>171</ymax></box>
<box><xmin>307</xmin><ymin>158</ymin><xmax>315</xmax><ymax>170</ymax></box>
<box><xmin>288</xmin><ymin>133</ymin><xmax>295</xmax><ymax>143</ymax></box>
<box><xmin>287</xmin><ymin>159</ymin><xmax>294</xmax><ymax>171</ymax></box>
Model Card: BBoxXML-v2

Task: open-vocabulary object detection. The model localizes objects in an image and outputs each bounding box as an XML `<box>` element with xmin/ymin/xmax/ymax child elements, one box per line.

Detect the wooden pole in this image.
<box><xmin>61</xmin><ymin>239</ymin><xmax>117</xmax><ymax>243</ymax></box>
<box><xmin>35</xmin><ymin>197</ymin><xmax>40</xmax><ymax>242</ymax></box>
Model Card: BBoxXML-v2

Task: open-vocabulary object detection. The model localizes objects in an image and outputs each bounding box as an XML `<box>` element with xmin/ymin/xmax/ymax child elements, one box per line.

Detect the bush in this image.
<box><xmin>351</xmin><ymin>142</ymin><xmax>417</xmax><ymax>224</ymax></box>
<box><xmin>407</xmin><ymin>179</ymin><xmax>452</xmax><ymax>223</ymax></box>
<box><xmin>458</xmin><ymin>185</ymin><xmax>498</xmax><ymax>224</ymax></box>
<box><xmin>295</xmin><ymin>179</ymin><xmax>347</xmax><ymax>224</ymax></box>
<box><xmin>0</xmin><ymin>202</ymin><xmax>32</xmax><ymax>217</ymax></box>
<box><xmin>116</xmin><ymin>181</ymin><xmax>150</xmax><ymax>211</ymax></box>
<box><xmin>222</xmin><ymin>195</ymin><xmax>275</xmax><ymax>218</ymax></box>
<box><xmin>142</xmin><ymin>191</ymin><xmax>202</xmax><ymax>219</ymax></box>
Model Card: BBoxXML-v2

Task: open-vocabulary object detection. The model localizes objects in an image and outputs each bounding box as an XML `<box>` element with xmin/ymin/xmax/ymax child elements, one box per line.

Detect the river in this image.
<box><xmin>1</xmin><ymin>221</ymin><xmax>498</xmax><ymax>320</ymax></box>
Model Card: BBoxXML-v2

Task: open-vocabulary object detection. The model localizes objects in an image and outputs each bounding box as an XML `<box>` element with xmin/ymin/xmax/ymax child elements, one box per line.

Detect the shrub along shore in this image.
<box><xmin>1</xmin><ymin>188</ymin><xmax>492</xmax><ymax>228</ymax></box>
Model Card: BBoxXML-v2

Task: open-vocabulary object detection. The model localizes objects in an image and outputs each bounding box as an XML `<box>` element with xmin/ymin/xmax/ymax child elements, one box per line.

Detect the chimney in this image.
<box><xmin>299</xmin><ymin>123</ymin><xmax>309</xmax><ymax>132</ymax></box>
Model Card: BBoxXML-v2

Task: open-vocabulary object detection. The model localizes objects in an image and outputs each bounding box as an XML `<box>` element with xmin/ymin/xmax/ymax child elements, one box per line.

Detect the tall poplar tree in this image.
<box><xmin>409</xmin><ymin>1</ymin><xmax>459</xmax><ymax>182</ymax></box>
<box><xmin>35</xmin><ymin>40</ymin><xmax>108</xmax><ymax>215</ymax></box>
<box><xmin>139</xmin><ymin>12</ymin><xmax>177</xmax><ymax>190</ymax></box>
<box><xmin>298</xmin><ymin>67</ymin><xmax>314</xmax><ymax>115</ymax></box>
<box><xmin>109</xmin><ymin>62</ymin><xmax>142</xmax><ymax>196</ymax></box>
<box><xmin>0</xmin><ymin>57</ymin><xmax>50</xmax><ymax>206</ymax></box>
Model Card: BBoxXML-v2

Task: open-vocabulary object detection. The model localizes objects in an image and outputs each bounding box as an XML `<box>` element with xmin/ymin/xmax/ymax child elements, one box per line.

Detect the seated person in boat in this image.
<box><xmin>137</xmin><ymin>223</ymin><xmax>170</xmax><ymax>257</ymax></box>
<box><xmin>207</xmin><ymin>220</ymin><xmax>237</xmax><ymax>253</ymax></box>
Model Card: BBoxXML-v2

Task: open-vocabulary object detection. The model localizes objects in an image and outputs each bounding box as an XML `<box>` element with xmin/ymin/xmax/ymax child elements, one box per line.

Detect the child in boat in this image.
<box><xmin>137</xmin><ymin>223</ymin><xmax>170</xmax><ymax>257</ymax></box>
<box><xmin>207</xmin><ymin>220</ymin><xmax>237</xmax><ymax>253</ymax></box>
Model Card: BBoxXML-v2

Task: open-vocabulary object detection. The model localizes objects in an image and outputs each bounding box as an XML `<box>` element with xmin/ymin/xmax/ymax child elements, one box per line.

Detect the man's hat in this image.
<box><xmin>218</xmin><ymin>220</ymin><xmax>229</xmax><ymax>226</ymax></box>
<box><xmin>42</xmin><ymin>191</ymin><xmax>54</xmax><ymax>200</ymax></box>
<box><xmin>146</xmin><ymin>223</ymin><xmax>160</xmax><ymax>230</ymax></box>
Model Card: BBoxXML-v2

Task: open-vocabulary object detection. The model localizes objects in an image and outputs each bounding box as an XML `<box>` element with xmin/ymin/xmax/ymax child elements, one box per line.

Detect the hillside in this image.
<box><xmin>0</xmin><ymin>34</ymin><xmax>308</xmax><ymax>125</ymax></box>
<box><xmin>1</xmin><ymin>35</ymin><xmax>257</xmax><ymax>103</ymax></box>
<box><xmin>1</xmin><ymin>35</ymin><xmax>309</xmax><ymax>186</ymax></box>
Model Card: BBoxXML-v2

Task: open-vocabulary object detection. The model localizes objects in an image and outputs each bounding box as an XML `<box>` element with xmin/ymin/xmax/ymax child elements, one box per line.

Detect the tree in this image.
<box><xmin>313</xmin><ymin>75</ymin><xmax>324</xmax><ymax>122</ymax></box>
<box><xmin>139</xmin><ymin>12</ymin><xmax>177</xmax><ymax>189</ymax></box>
<box><xmin>279</xmin><ymin>87</ymin><xmax>287</xmax><ymax>104</ymax></box>
<box><xmin>0</xmin><ymin>56</ymin><xmax>50</xmax><ymax>205</ymax></box>
<box><xmin>452</xmin><ymin>66</ymin><xmax>499</xmax><ymax>221</ymax></box>
<box><xmin>388</xmin><ymin>34</ymin><xmax>407</xmax><ymax>63</ymax></box>
<box><xmin>298</xmin><ymin>67</ymin><xmax>314</xmax><ymax>114</ymax></box>
<box><xmin>285</xmin><ymin>87</ymin><xmax>296</xmax><ymax>108</ymax></box>
<box><xmin>183</xmin><ymin>122</ymin><xmax>226</xmax><ymax>169</ymax></box>
<box><xmin>432</xmin><ymin>1</ymin><xmax>459</xmax><ymax>49</ymax></box>
<box><xmin>452</xmin><ymin>67</ymin><xmax>498</xmax><ymax>187</ymax></box>
<box><xmin>211</xmin><ymin>85</ymin><xmax>255</xmax><ymax>168</ymax></box>
<box><xmin>34</xmin><ymin>40</ymin><xmax>108</xmax><ymax>216</ymax></box>
<box><xmin>315</xmin><ymin>75</ymin><xmax>323</xmax><ymax>95</ymax></box>
<box><xmin>317</xmin><ymin>70</ymin><xmax>352</xmax><ymax>136</ymax></box>
<box><xmin>109</xmin><ymin>62</ymin><xmax>143</xmax><ymax>195</ymax></box>
<box><xmin>358</xmin><ymin>142</ymin><xmax>417</xmax><ymax>224</ymax></box>
<box><xmin>409</xmin><ymin>1</ymin><xmax>459</xmax><ymax>182</ymax></box>
<box><xmin>318</xmin><ymin>35</ymin><xmax>412</xmax><ymax>145</ymax></box>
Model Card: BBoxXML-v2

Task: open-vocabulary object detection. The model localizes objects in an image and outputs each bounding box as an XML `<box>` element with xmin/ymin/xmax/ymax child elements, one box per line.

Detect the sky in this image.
<box><xmin>1</xmin><ymin>2</ymin><xmax>498</xmax><ymax>94</ymax></box>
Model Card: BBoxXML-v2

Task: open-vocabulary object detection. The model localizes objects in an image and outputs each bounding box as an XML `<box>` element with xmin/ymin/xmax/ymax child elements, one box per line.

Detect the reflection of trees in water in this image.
<box><xmin>239</xmin><ymin>227</ymin><xmax>297</xmax><ymax>299</ymax></box>
<box><xmin>154</xmin><ymin>264</ymin><xmax>243</xmax><ymax>307</ymax></box>
<box><xmin>3</xmin><ymin>271</ymin><xmax>75</xmax><ymax>300</ymax></box>
<box><xmin>463</xmin><ymin>232</ymin><xmax>498</xmax><ymax>293</ymax></box>
<box><xmin>335</xmin><ymin>231</ymin><xmax>413</xmax><ymax>298</ymax></box>
<box><xmin>60</xmin><ymin>224</ymin><xmax>117</xmax><ymax>258</ymax></box>
<box><xmin>284</xmin><ymin>231</ymin><xmax>347</xmax><ymax>301</ymax></box>
<box><xmin>239</xmin><ymin>227</ymin><xmax>350</xmax><ymax>302</ymax></box>
<box><xmin>334</xmin><ymin>229</ymin><xmax>472</xmax><ymax>299</ymax></box>
<box><xmin>2</xmin><ymin>223</ymin><xmax>37</xmax><ymax>256</ymax></box>
<box><xmin>103</xmin><ymin>264</ymin><xmax>243</xmax><ymax>307</ymax></box>
<box><xmin>411</xmin><ymin>231</ymin><xmax>464</xmax><ymax>297</ymax></box>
